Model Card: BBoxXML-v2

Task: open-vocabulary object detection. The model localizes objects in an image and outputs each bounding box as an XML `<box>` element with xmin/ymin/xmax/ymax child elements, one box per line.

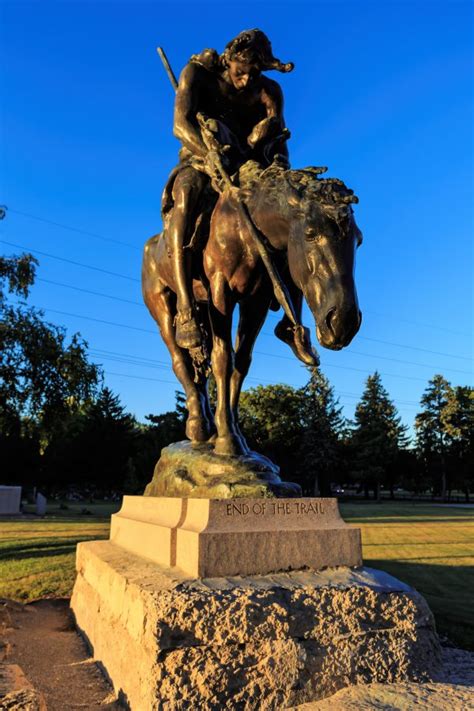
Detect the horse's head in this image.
<box><xmin>284</xmin><ymin>168</ymin><xmax>362</xmax><ymax>349</ymax></box>
<box><xmin>240</xmin><ymin>161</ymin><xmax>363</xmax><ymax>350</ymax></box>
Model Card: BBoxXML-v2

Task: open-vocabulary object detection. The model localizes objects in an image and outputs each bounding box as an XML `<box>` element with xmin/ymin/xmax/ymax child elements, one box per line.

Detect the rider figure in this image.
<box><xmin>165</xmin><ymin>29</ymin><xmax>315</xmax><ymax>363</ymax></box>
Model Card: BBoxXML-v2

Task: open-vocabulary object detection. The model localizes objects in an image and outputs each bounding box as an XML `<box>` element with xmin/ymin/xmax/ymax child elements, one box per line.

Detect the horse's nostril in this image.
<box><xmin>325</xmin><ymin>308</ymin><xmax>336</xmax><ymax>333</ymax></box>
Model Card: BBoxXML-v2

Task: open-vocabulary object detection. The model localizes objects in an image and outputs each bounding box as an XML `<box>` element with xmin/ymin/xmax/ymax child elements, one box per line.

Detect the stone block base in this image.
<box><xmin>110</xmin><ymin>496</ymin><xmax>362</xmax><ymax>577</ymax></box>
<box><xmin>71</xmin><ymin>541</ymin><xmax>441</xmax><ymax>711</ymax></box>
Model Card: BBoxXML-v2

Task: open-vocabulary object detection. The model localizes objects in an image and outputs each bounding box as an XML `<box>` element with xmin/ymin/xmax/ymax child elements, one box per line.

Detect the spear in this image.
<box><xmin>156</xmin><ymin>46</ymin><xmax>318</xmax><ymax>363</ymax></box>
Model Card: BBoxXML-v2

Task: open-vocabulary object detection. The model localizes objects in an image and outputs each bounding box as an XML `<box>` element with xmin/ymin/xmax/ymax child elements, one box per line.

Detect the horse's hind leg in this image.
<box><xmin>231</xmin><ymin>294</ymin><xmax>272</xmax><ymax>446</ymax></box>
<box><xmin>148</xmin><ymin>289</ymin><xmax>212</xmax><ymax>442</ymax></box>
<box><xmin>208</xmin><ymin>277</ymin><xmax>245</xmax><ymax>456</ymax></box>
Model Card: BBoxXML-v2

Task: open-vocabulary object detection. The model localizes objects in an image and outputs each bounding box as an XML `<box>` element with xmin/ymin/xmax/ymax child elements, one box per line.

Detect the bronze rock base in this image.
<box><xmin>144</xmin><ymin>440</ymin><xmax>301</xmax><ymax>499</ymax></box>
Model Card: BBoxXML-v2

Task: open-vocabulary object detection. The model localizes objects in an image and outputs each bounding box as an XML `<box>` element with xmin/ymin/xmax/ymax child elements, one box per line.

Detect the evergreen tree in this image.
<box><xmin>415</xmin><ymin>374</ymin><xmax>454</xmax><ymax>499</ymax></box>
<box><xmin>43</xmin><ymin>387</ymin><xmax>137</xmax><ymax>492</ymax></box>
<box><xmin>446</xmin><ymin>386</ymin><xmax>474</xmax><ymax>500</ymax></box>
<box><xmin>297</xmin><ymin>368</ymin><xmax>346</xmax><ymax>496</ymax></box>
<box><xmin>351</xmin><ymin>372</ymin><xmax>408</xmax><ymax>499</ymax></box>
<box><xmin>416</xmin><ymin>377</ymin><xmax>473</xmax><ymax>499</ymax></box>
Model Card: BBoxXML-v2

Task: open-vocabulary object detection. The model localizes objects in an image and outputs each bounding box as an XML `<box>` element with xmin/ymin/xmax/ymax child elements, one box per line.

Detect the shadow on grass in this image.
<box><xmin>0</xmin><ymin>536</ymin><xmax>106</xmax><ymax>561</ymax></box>
<box><xmin>368</xmin><ymin>558</ymin><xmax>474</xmax><ymax>651</ymax></box>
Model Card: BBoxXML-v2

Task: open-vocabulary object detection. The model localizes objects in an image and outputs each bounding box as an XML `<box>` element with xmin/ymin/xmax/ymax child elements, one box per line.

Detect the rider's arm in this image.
<box><xmin>173</xmin><ymin>63</ymin><xmax>207</xmax><ymax>159</ymax></box>
<box><xmin>247</xmin><ymin>78</ymin><xmax>289</xmax><ymax>159</ymax></box>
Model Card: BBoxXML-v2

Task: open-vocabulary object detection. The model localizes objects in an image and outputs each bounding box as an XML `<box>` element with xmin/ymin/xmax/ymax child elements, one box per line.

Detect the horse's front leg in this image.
<box><xmin>231</xmin><ymin>293</ymin><xmax>272</xmax><ymax>447</ymax></box>
<box><xmin>208</xmin><ymin>275</ymin><xmax>245</xmax><ymax>456</ymax></box>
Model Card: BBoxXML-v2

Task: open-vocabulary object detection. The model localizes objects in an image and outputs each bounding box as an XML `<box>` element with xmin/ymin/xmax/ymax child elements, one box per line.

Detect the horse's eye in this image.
<box><xmin>304</xmin><ymin>227</ymin><xmax>318</xmax><ymax>240</ymax></box>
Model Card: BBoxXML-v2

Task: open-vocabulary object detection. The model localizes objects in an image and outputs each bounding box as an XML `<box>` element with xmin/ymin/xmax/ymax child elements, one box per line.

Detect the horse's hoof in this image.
<box><xmin>186</xmin><ymin>416</ymin><xmax>210</xmax><ymax>442</ymax></box>
<box><xmin>274</xmin><ymin>322</ymin><xmax>320</xmax><ymax>367</ymax></box>
<box><xmin>213</xmin><ymin>434</ymin><xmax>246</xmax><ymax>456</ymax></box>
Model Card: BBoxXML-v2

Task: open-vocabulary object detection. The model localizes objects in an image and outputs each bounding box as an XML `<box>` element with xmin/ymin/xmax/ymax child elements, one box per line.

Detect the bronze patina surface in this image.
<box><xmin>142</xmin><ymin>29</ymin><xmax>363</xmax><ymax>482</ymax></box>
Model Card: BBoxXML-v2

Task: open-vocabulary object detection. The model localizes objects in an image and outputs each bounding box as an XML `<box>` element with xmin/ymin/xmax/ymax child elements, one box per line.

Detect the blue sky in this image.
<box><xmin>1</xmin><ymin>0</ymin><xmax>472</xmax><ymax>434</ymax></box>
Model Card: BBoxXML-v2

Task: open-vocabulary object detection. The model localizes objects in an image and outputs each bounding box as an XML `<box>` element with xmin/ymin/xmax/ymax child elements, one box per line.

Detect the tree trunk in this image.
<box><xmin>440</xmin><ymin>454</ymin><xmax>447</xmax><ymax>501</ymax></box>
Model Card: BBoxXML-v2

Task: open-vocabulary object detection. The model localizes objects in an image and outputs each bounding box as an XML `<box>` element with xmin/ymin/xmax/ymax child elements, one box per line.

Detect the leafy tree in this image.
<box><xmin>239</xmin><ymin>383</ymin><xmax>305</xmax><ymax>479</ymax></box>
<box><xmin>351</xmin><ymin>372</ymin><xmax>408</xmax><ymax>499</ymax></box>
<box><xmin>1</xmin><ymin>252</ymin><xmax>101</xmax><ymax>486</ymax></box>
<box><xmin>297</xmin><ymin>368</ymin><xmax>346</xmax><ymax>496</ymax></box>
<box><xmin>1</xmin><ymin>253</ymin><xmax>37</xmax><ymax>304</ymax></box>
<box><xmin>1</xmin><ymin>253</ymin><xmax>101</xmax><ymax>446</ymax></box>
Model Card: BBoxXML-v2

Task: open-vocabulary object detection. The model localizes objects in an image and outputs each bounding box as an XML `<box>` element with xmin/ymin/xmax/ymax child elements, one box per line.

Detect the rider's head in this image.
<box><xmin>221</xmin><ymin>29</ymin><xmax>294</xmax><ymax>90</ymax></box>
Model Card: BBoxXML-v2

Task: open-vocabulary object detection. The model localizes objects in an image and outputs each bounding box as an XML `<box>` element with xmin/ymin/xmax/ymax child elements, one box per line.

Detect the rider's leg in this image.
<box><xmin>168</xmin><ymin>168</ymin><xmax>207</xmax><ymax>349</ymax></box>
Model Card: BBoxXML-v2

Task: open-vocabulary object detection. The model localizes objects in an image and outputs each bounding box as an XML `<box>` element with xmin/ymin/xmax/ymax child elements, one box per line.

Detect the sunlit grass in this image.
<box><xmin>341</xmin><ymin>502</ymin><xmax>474</xmax><ymax>650</ymax></box>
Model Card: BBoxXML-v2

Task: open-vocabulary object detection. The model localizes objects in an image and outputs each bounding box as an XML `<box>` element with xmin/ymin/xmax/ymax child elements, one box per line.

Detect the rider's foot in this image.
<box><xmin>274</xmin><ymin>321</ymin><xmax>320</xmax><ymax>367</ymax></box>
<box><xmin>175</xmin><ymin>308</ymin><xmax>202</xmax><ymax>349</ymax></box>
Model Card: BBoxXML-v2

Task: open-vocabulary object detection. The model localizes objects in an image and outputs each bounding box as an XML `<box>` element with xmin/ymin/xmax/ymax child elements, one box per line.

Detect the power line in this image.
<box><xmin>262</xmin><ymin>321</ymin><xmax>471</xmax><ymax>363</ymax></box>
<box><xmin>101</xmin><ymin>369</ymin><xmax>420</xmax><ymax>409</ymax></box>
<box><xmin>0</xmin><ymin>239</ymin><xmax>140</xmax><ymax>283</ymax></box>
<box><xmin>91</xmin><ymin>346</ymin><xmax>421</xmax><ymax>406</ymax></box>
<box><xmin>11</xmin><ymin>300</ymin><xmax>471</xmax><ymax>386</ymax></box>
<box><xmin>104</xmin><ymin>371</ymin><xmax>177</xmax><ymax>385</ymax></box>
<box><xmin>90</xmin><ymin>347</ymin><xmax>170</xmax><ymax>367</ymax></box>
<box><xmin>34</xmin><ymin>306</ymin><xmax>156</xmax><ymax>334</ymax></box>
<box><xmin>3</xmin><ymin>236</ymin><xmax>471</xmax><ymax>363</ymax></box>
<box><xmin>3</xmin><ymin>211</ymin><xmax>469</xmax><ymax>340</ymax></box>
<box><xmin>13</xmin><ymin>271</ymin><xmax>472</xmax><ymax>375</ymax></box>
<box><xmin>38</xmin><ymin>278</ymin><xmax>143</xmax><ymax>306</ymax></box>
<box><xmin>260</xmin><ymin>329</ymin><xmax>471</xmax><ymax>376</ymax></box>
<box><xmin>357</xmin><ymin>336</ymin><xmax>472</xmax><ymax>362</ymax></box>
<box><xmin>362</xmin><ymin>308</ymin><xmax>464</xmax><ymax>337</ymax></box>
<box><xmin>8</xmin><ymin>208</ymin><xmax>141</xmax><ymax>251</ymax></box>
<box><xmin>254</xmin><ymin>350</ymin><xmax>435</xmax><ymax>383</ymax></box>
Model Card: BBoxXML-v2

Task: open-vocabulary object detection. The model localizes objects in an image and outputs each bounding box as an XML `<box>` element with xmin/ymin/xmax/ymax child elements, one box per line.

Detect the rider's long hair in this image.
<box><xmin>220</xmin><ymin>29</ymin><xmax>294</xmax><ymax>73</ymax></box>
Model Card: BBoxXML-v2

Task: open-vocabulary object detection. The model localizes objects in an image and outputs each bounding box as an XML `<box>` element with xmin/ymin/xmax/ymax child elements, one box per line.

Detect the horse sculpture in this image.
<box><xmin>142</xmin><ymin>159</ymin><xmax>362</xmax><ymax>457</ymax></box>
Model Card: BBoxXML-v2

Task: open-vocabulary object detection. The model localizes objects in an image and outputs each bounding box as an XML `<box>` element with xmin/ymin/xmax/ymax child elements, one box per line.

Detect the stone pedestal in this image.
<box><xmin>110</xmin><ymin>496</ymin><xmax>362</xmax><ymax>577</ymax></box>
<box><xmin>71</xmin><ymin>541</ymin><xmax>441</xmax><ymax>711</ymax></box>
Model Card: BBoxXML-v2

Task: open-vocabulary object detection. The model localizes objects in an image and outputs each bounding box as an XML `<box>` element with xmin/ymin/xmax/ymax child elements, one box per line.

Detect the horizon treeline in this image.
<box><xmin>2</xmin><ymin>253</ymin><xmax>472</xmax><ymax>501</ymax></box>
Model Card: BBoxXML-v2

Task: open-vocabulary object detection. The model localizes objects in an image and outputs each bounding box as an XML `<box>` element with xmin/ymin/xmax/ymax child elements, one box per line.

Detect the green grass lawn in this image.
<box><xmin>340</xmin><ymin>502</ymin><xmax>474</xmax><ymax>651</ymax></box>
<box><xmin>1</xmin><ymin>501</ymin><xmax>472</xmax><ymax>649</ymax></box>
<box><xmin>0</xmin><ymin>502</ymin><xmax>119</xmax><ymax>602</ymax></box>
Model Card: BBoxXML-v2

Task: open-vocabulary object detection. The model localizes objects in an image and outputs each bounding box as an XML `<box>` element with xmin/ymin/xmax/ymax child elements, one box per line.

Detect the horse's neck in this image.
<box><xmin>247</xmin><ymin>193</ymin><xmax>290</xmax><ymax>252</ymax></box>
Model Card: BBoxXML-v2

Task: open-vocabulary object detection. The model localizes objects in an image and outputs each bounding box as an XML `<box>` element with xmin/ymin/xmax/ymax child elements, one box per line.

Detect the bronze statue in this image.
<box><xmin>143</xmin><ymin>29</ymin><xmax>362</xmax><ymax>457</ymax></box>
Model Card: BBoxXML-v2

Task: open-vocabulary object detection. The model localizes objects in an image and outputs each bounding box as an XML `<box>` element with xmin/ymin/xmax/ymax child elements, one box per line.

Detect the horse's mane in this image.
<box><xmin>239</xmin><ymin>160</ymin><xmax>358</xmax><ymax>213</ymax></box>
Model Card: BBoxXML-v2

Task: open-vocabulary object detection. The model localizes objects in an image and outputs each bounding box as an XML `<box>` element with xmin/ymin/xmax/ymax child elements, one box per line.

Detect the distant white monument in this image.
<box><xmin>0</xmin><ymin>486</ymin><xmax>22</xmax><ymax>515</ymax></box>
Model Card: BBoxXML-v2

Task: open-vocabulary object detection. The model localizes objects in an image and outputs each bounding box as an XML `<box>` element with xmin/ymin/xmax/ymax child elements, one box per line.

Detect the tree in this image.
<box><xmin>43</xmin><ymin>387</ymin><xmax>138</xmax><ymax>492</ymax></box>
<box><xmin>297</xmin><ymin>368</ymin><xmax>346</xmax><ymax>496</ymax></box>
<box><xmin>131</xmin><ymin>391</ymin><xmax>188</xmax><ymax>491</ymax></box>
<box><xmin>1</xmin><ymin>252</ymin><xmax>101</xmax><ymax>485</ymax></box>
<box><xmin>415</xmin><ymin>375</ymin><xmax>454</xmax><ymax>499</ymax></box>
<box><xmin>445</xmin><ymin>386</ymin><xmax>473</xmax><ymax>500</ymax></box>
<box><xmin>239</xmin><ymin>383</ymin><xmax>305</xmax><ymax>480</ymax></box>
<box><xmin>351</xmin><ymin>372</ymin><xmax>408</xmax><ymax>499</ymax></box>
<box><xmin>416</xmin><ymin>377</ymin><xmax>473</xmax><ymax>500</ymax></box>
